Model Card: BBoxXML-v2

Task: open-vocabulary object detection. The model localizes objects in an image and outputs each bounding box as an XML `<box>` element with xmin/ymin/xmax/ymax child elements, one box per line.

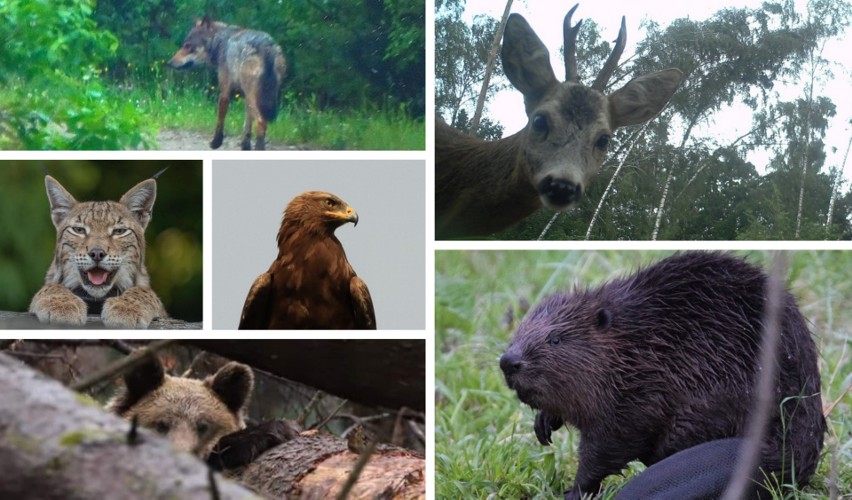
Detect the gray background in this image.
<box><xmin>212</xmin><ymin>160</ymin><xmax>425</xmax><ymax>330</ymax></box>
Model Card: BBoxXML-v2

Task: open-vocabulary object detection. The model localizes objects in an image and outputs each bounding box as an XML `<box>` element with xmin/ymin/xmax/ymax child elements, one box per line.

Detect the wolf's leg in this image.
<box><xmin>29</xmin><ymin>283</ymin><xmax>87</xmax><ymax>325</ymax></box>
<box><xmin>211</xmin><ymin>92</ymin><xmax>229</xmax><ymax>149</ymax></box>
<box><xmin>212</xmin><ymin>68</ymin><xmax>233</xmax><ymax>149</ymax></box>
<box><xmin>102</xmin><ymin>286</ymin><xmax>166</xmax><ymax>329</ymax></box>
<box><xmin>240</xmin><ymin>100</ymin><xmax>253</xmax><ymax>150</ymax></box>
<box><xmin>254</xmin><ymin>116</ymin><xmax>267</xmax><ymax>151</ymax></box>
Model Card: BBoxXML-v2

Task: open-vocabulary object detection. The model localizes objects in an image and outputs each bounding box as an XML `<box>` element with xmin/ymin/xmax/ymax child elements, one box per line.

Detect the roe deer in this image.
<box><xmin>436</xmin><ymin>5</ymin><xmax>683</xmax><ymax>239</ymax></box>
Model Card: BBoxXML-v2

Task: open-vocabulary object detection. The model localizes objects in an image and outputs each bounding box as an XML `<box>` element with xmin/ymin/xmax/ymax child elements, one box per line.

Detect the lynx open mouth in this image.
<box><xmin>82</xmin><ymin>268</ymin><xmax>115</xmax><ymax>289</ymax></box>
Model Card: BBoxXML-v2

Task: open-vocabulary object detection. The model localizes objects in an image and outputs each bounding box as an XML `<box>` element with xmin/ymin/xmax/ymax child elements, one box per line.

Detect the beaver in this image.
<box><xmin>499</xmin><ymin>251</ymin><xmax>825</xmax><ymax>499</ymax></box>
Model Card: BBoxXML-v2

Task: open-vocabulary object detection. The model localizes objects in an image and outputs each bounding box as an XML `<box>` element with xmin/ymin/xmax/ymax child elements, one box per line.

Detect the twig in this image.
<box><xmin>335</xmin><ymin>440</ymin><xmax>377</xmax><ymax>500</ymax></box>
<box><xmin>70</xmin><ymin>339</ymin><xmax>177</xmax><ymax>393</ymax></box>
<box><xmin>310</xmin><ymin>398</ymin><xmax>349</xmax><ymax>432</ymax></box>
<box><xmin>722</xmin><ymin>251</ymin><xmax>787</xmax><ymax>500</ymax></box>
<box><xmin>296</xmin><ymin>390</ymin><xmax>325</xmax><ymax>426</ymax></box>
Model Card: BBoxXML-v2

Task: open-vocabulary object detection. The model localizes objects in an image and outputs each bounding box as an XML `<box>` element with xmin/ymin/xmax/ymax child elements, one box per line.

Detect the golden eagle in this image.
<box><xmin>238</xmin><ymin>191</ymin><xmax>376</xmax><ymax>329</ymax></box>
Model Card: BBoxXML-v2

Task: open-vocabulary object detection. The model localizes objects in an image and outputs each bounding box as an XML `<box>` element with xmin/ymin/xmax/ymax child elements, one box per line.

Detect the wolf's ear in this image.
<box><xmin>200</xmin><ymin>15</ymin><xmax>213</xmax><ymax>28</ymax></box>
<box><xmin>120</xmin><ymin>179</ymin><xmax>157</xmax><ymax>229</ymax></box>
<box><xmin>44</xmin><ymin>176</ymin><xmax>78</xmax><ymax>229</ymax></box>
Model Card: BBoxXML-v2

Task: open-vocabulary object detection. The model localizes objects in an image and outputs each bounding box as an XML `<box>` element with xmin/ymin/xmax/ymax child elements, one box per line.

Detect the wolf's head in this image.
<box><xmin>168</xmin><ymin>16</ymin><xmax>225</xmax><ymax>70</ymax></box>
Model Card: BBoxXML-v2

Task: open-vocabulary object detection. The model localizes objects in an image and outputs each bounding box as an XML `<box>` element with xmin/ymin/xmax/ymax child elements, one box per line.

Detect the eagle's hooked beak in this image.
<box><xmin>346</xmin><ymin>206</ymin><xmax>359</xmax><ymax>226</ymax></box>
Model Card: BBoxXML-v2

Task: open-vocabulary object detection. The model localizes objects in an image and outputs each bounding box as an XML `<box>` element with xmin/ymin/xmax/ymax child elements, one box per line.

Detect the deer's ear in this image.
<box><xmin>502</xmin><ymin>13</ymin><xmax>559</xmax><ymax>113</ymax></box>
<box><xmin>608</xmin><ymin>68</ymin><xmax>683</xmax><ymax>128</ymax></box>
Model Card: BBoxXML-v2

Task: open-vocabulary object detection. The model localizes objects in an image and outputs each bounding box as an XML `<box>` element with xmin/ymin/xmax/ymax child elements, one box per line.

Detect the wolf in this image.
<box><xmin>168</xmin><ymin>17</ymin><xmax>287</xmax><ymax>150</ymax></box>
<box><xmin>29</xmin><ymin>173</ymin><xmax>167</xmax><ymax>328</ymax></box>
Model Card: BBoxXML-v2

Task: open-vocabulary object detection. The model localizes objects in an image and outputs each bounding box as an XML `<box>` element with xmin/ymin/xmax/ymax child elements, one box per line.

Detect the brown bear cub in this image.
<box><xmin>107</xmin><ymin>355</ymin><xmax>254</xmax><ymax>458</ymax></box>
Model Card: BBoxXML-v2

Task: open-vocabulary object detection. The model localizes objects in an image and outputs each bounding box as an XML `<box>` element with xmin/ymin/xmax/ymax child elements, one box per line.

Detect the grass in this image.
<box><xmin>435</xmin><ymin>250</ymin><xmax>852</xmax><ymax>499</ymax></box>
<box><xmin>128</xmin><ymin>87</ymin><xmax>425</xmax><ymax>150</ymax></box>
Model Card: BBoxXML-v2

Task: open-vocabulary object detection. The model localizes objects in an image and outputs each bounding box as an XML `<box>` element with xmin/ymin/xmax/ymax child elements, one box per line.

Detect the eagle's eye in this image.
<box><xmin>325</xmin><ymin>198</ymin><xmax>336</xmax><ymax>207</ymax></box>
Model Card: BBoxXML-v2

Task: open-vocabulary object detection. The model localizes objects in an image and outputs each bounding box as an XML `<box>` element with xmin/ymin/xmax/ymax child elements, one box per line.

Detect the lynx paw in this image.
<box><xmin>32</xmin><ymin>296</ymin><xmax>87</xmax><ymax>326</ymax></box>
<box><xmin>102</xmin><ymin>296</ymin><xmax>155</xmax><ymax>329</ymax></box>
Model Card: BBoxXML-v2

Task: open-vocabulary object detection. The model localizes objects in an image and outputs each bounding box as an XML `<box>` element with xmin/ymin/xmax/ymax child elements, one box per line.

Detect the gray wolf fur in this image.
<box><xmin>168</xmin><ymin>17</ymin><xmax>287</xmax><ymax>150</ymax></box>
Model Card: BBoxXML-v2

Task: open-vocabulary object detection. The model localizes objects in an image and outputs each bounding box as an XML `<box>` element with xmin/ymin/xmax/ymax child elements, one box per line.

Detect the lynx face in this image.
<box><xmin>29</xmin><ymin>175</ymin><xmax>167</xmax><ymax>328</ymax></box>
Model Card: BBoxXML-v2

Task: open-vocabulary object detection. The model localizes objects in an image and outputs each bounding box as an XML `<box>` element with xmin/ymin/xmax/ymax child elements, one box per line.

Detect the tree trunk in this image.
<box><xmin>0</xmin><ymin>310</ymin><xmax>201</xmax><ymax>329</ymax></box>
<box><xmin>826</xmin><ymin>135</ymin><xmax>851</xmax><ymax>232</ymax></box>
<box><xmin>236</xmin><ymin>432</ymin><xmax>425</xmax><ymax>499</ymax></box>
<box><xmin>189</xmin><ymin>340</ymin><xmax>425</xmax><ymax>412</ymax></box>
<box><xmin>469</xmin><ymin>0</ymin><xmax>513</xmax><ymax>136</ymax></box>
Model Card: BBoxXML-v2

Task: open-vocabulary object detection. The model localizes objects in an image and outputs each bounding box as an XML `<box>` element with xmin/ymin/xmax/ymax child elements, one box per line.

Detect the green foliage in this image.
<box><xmin>130</xmin><ymin>87</ymin><xmax>424</xmax><ymax>150</ymax></box>
<box><xmin>435</xmin><ymin>250</ymin><xmax>851</xmax><ymax>498</ymax></box>
<box><xmin>93</xmin><ymin>0</ymin><xmax>425</xmax><ymax>118</ymax></box>
<box><xmin>0</xmin><ymin>0</ymin><xmax>155</xmax><ymax>149</ymax></box>
<box><xmin>0</xmin><ymin>161</ymin><xmax>202</xmax><ymax>322</ymax></box>
<box><xmin>435</xmin><ymin>6</ymin><xmax>504</xmax><ymax>123</ymax></box>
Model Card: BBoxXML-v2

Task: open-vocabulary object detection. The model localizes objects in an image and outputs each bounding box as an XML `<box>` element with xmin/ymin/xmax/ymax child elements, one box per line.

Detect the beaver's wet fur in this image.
<box><xmin>500</xmin><ymin>252</ymin><xmax>825</xmax><ymax>499</ymax></box>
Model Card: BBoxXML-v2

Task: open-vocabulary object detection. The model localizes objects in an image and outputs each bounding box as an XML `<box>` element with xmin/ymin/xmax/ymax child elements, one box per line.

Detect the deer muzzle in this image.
<box><xmin>537</xmin><ymin>175</ymin><xmax>582</xmax><ymax>209</ymax></box>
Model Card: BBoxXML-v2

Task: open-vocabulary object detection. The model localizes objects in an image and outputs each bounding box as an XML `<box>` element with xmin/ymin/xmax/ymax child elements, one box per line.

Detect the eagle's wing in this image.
<box><xmin>350</xmin><ymin>276</ymin><xmax>376</xmax><ymax>329</ymax></box>
<box><xmin>238</xmin><ymin>273</ymin><xmax>273</xmax><ymax>329</ymax></box>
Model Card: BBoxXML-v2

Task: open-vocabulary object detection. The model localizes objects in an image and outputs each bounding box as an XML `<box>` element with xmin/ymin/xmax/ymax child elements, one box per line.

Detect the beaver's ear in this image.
<box><xmin>596</xmin><ymin>309</ymin><xmax>612</xmax><ymax>330</ymax></box>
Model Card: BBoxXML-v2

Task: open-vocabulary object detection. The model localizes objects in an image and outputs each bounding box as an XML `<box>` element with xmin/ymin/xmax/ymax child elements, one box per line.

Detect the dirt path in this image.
<box><xmin>156</xmin><ymin>128</ymin><xmax>310</xmax><ymax>151</ymax></box>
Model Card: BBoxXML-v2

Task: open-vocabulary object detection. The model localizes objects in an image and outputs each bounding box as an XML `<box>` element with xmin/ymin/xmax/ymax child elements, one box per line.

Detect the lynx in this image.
<box><xmin>29</xmin><ymin>174</ymin><xmax>167</xmax><ymax>328</ymax></box>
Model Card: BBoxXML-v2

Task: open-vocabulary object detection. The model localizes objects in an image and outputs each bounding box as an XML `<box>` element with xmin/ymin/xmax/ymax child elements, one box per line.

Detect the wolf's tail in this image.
<box><xmin>259</xmin><ymin>48</ymin><xmax>280</xmax><ymax>122</ymax></box>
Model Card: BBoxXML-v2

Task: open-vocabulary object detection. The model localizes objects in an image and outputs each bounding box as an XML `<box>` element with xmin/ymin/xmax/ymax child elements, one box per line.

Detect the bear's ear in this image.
<box><xmin>110</xmin><ymin>355</ymin><xmax>166</xmax><ymax>415</ymax></box>
<box><xmin>208</xmin><ymin>362</ymin><xmax>254</xmax><ymax>414</ymax></box>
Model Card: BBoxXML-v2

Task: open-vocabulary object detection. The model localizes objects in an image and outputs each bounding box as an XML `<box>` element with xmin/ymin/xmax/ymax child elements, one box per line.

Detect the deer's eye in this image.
<box><xmin>595</xmin><ymin>134</ymin><xmax>611</xmax><ymax>151</ymax></box>
<box><xmin>531</xmin><ymin>114</ymin><xmax>549</xmax><ymax>133</ymax></box>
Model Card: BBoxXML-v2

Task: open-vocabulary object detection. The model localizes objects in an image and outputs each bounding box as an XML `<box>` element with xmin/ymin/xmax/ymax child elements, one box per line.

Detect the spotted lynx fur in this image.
<box><xmin>29</xmin><ymin>175</ymin><xmax>167</xmax><ymax>328</ymax></box>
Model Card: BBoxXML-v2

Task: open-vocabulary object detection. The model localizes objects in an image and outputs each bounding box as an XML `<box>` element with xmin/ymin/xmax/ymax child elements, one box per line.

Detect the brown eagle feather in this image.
<box><xmin>238</xmin><ymin>191</ymin><xmax>376</xmax><ymax>329</ymax></box>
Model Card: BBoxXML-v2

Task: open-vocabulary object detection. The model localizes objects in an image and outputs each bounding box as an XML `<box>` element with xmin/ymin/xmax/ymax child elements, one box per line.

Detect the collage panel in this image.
<box><xmin>435</xmin><ymin>2</ymin><xmax>852</xmax><ymax>241</ymax></box>
<box><xmin>0</xmin><ymin>339</ymin><xmax>425</xmax><ymax>497</ymax></box>
<box><xmin>212</xmin><ymin>160</ymin><xmax>426</xmax><ymax>330</ymax></box>
<box><xmin>435</xmin><ymin>250</ymin><xmax>850</xmax><ymax>498</ymax></box>
<box><xmin>1</xmin><ymin>2</ymin><xmax>425</xmax><ymax>151</ymax></box>
<box><xmin>0</xmin><ymin>160</ymin><xmax>203</xmax><ymax>330</ymax></box>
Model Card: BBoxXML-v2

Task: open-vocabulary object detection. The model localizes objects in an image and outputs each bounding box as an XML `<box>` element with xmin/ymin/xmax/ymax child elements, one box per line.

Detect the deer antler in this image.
<box><xmin>591</xmin><ymin>16</ymin><xmax>626</xmax><ymax>91</ymax></box>
<box><xmin>563</xmin><ymin>4</ymin><xmax>582</xmax><ymax>82</ymax></box>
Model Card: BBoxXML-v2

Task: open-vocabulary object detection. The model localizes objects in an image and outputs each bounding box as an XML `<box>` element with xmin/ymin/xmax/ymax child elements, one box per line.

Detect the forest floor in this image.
<box><xmin>155</xmin><ymin>128</ymin><xmax>316</xmax><ymax>151</ymax></box>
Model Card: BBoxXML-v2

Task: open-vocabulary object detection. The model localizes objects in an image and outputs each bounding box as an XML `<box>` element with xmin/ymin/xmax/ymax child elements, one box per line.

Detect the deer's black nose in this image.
<box><xmin>538</xmin><ymin>176</ymin><xmax>582</xmax><ymax>207</ymax></box>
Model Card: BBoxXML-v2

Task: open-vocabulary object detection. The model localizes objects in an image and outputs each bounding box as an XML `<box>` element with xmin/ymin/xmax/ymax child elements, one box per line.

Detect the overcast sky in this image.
<box><xmin>461</xmin><ymin>0</ymin><xmax>852</xmax><ymax>179</ymax></box>
<box><xmin>212</xmin><ymin>160</ymin><xmax>425</xmax><ymax>330</ymax></box>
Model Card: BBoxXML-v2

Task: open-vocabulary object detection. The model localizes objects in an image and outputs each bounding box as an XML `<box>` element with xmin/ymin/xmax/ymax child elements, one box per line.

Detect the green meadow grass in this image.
<box><xmin>435</xmin><ymin>250</ymin><xmax>851</xmax><ymax>499</ymax></box>
<box><xmin>130</xmin><ymin>87</ymin><xmax>425</xmax><ymax>150</ymax></box>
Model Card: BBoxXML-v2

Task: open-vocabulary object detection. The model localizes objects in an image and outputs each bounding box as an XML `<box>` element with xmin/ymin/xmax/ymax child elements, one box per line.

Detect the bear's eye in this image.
<box><xmin>549</xmin><ymin>336</ymin><xmax>561</xmax><ymax>346</ymax></box>
<box><xmin>154</xmin><ymin>421</ymin><xmax>170</xmax><ymax>434</ymax></box>
<box><xmin>196</xmin><ymin>422</ymin><xmax>210</xmax><ymax>436</ymax></box>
